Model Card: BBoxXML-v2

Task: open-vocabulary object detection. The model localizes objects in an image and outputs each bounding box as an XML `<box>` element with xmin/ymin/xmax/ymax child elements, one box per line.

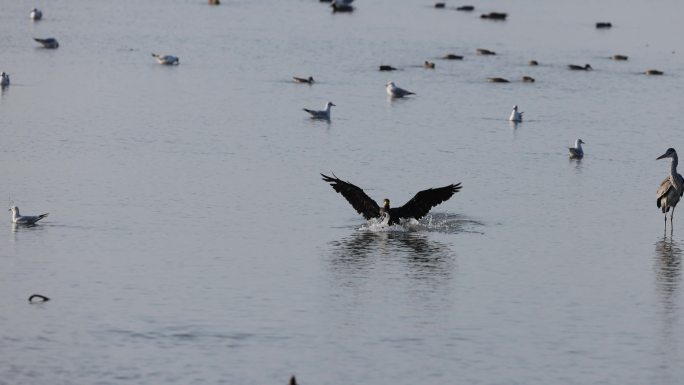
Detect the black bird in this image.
<box><xmin>29</xmin><ymin>294</ymin><xmax>50</xmax><ymax>303</ymax></box>
<box><xmin>321</xmin><ymin>173</ymin><xmax>461</xmax><ymax>225</ymax></box>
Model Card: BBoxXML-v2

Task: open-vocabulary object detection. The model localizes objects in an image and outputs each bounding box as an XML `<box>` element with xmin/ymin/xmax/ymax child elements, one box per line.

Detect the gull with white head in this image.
<box><xmin>152</xmin><ymin>53</ymin><xmax>179</xmax><ymax>65</ymax></box>
<box><xmin>9</xmin><ymin>206</ymin><xmax>49</xmax><ymax>225</ymax></box>
<box><xmin>569</xmin><ymin>139</ymin><xmax>585</xmax><ymax>159</ymax></box>
<box><xmin>30</xmin><ymin>8</ymin><xmax>42</xmax><ymax>20</ymax></box>
<box><xmin>303</xmin><ymin>102</ymin><xmax>335</xmax><ymax>120</ymax></box>
<box><xmin>509</xmin><ymin>105</ymin><xmax>523</xmax><ymax>122</ymax></box>
<box><xmin>386</xmin><ymin>82</ymin><xmax>415</xmax><ymax>98</ymax></box>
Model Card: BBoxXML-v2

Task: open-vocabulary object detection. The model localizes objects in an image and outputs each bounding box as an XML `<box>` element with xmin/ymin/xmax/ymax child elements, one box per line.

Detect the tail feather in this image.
<box><xmin>37</xmin><ymin>213</ymin><xmax>49</xmax><ymax>221</ymax></box>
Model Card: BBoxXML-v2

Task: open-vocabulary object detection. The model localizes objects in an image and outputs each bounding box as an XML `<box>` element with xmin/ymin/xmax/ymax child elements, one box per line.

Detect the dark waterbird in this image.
<box><xmin>457</xmin><ymin>5</ymin><xmax>475</xmax><ymax>11</ymax></box>
<box><xmin>596</xmin><ymin>22</ymin><xmax>612</xmax><ymax>29</ymax></box>
<box><xmin>481</xmin><ymin>12</ymin><xmax>507</xmax><ymax>20</ymax></box>
<box><xmin>379</xmin><ymin>65</ymin><xmax>397</xmax><ymax>71</ymax></box>
<box><xmin>568</xmin><ymin>64</ymin><xmax>592</xmax><ymax>70</ymax></box>
<box><xmin>321</xmin><ymin>173</ymin><xmax>461</xmax><ymax>225</ymax></box>
<box><xmin>34</xmin><ymin>37</ymin><xmax>59</xmax><ymax>49</ymax></box>
<box><xmin>657</xmin><ymin>148</ymin><xmax>684</xmax><ymax>231</ymax></box>
<box><xmin>29</xmin><ymin>294</ymin><xmax>50</xmax><ymax>303</ymax></box>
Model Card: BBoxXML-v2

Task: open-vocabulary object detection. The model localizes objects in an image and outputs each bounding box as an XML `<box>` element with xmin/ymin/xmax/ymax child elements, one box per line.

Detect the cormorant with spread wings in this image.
<box><xmin>321</xmin><ymin>173</ymin><xmax>462</xmax><ymax>225</ymax></box>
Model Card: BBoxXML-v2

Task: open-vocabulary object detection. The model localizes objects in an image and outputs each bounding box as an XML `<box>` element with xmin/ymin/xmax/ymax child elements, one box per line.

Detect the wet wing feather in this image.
<box><xmin>391</xmin><ymin>183</ymin><xmax>461</xmax><ymax>220</ymax></box>
<box><xmin>321</xmin><ymin>174</ymin><xmax>380</xmax><ymax>219</ymax></box>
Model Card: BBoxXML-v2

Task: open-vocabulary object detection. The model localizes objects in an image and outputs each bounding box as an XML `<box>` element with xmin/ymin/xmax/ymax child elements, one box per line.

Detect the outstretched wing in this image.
<box><xmin>321</xmin><ymin>173</ymin><xmax>380</xmax><ymax>219</ymax></box>
<box><xmin>391</xmin><ymin>183</ymin><xmax>462</xmax><ymax>220</ymax></box>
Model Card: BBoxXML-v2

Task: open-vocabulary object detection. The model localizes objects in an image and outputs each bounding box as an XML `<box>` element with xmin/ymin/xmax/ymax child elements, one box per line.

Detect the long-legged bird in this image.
<box><xmin>657</xmin><ymin>148</ymin><xmax>684</xmax><ymax>231</ymax></box>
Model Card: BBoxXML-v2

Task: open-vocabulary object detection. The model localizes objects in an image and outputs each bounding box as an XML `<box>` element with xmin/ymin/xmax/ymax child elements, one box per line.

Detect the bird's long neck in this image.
<box><xmin>11</xmin><ymin>209</ymin><xmax>19</xmax><ymax>220</ymax></box>
<box><xmin>575</xmin><ymin>140</ymin><xmax>583</xmax><ymax>151</ymax></box>
<box><xmin>671</xmin><ymin>153</ymin><xmax>679</xmax><ymax>180</ymax></box>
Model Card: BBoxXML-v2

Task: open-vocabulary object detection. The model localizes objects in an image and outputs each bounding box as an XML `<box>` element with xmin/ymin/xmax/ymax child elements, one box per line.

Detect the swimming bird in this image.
<box><xmin>30</xmin><ymin>8</ymin><xmax>42</xmax><ymax>20</ymax></box>
<box><xmin>657</xmin><ymin>148</ymin><xmax>684</xmax><ymax>230</ymax></box>
<box><xmin>568</xmin><ymin>139</ymin><xmax>585</xmax><ymax>159</ymax></box>
<box><xmin>34</xmin><ymin>38</ymin><xmax>59</xmax><ymax>49</ymax></box>
<box><xmin>481</xmin><ymin>12</ymin><xmax>507</xmax><ymax>20</ymax></box>
<box><xmin>457</xmin><ymin>5</ymin><xmax>475</xmax><ymax>11</ymax></box>
<box><xmin>568</xmin><ymin>64</ymin><xmax>592</xmax><ymax>70</ymax></box>
<box><xmin>386</xmin><ymin>81</ymin><xmax>415</xmax><ymax>98</ymax></box>
<box><xmin>423</xmin><ymin>61</ymin><xmax>435</xmax><ymax>69</ymax></box>
<box><xmin>509</xmin><ymin>105</ymin><xmax>523</xmax><ymax>122</ymax></box>
<box><xmin>379</xmin><ymin>65</ymin><xmax>397</xmax><ymax>71</ymax></box>
<box><xmin>293</xmin><ymin>76</ymin><xmax>314</xmax><ymax>84</ymax></box>
<box><xmin>0</xmin><ymin>72</ymin><xmax>9</xmax><ymax>87</ymax></box>
<box><xmin>528</xmin><ymin>60</ymin><xmax>539</xmax><ymax>66</ymax></box>
<box><xmin>442</xmin><ymin>54</ymin><xmax>463</xmax><ymax>60</ymax></box>
<box><xmin>29</xmin><ymin>294</ymin><xmax>50</xmax><ymax>303</ymax></box>
<box><xmin>9</xmin><ymin>206</ymin><xmax>49</xmax><ymax>225</ymax></box>
<box><xmin>610</xmin><ymin>54</ymin><xmax>628</xmax><ymax>61</ymax></box>
<box><xmin>321</xmin><ymin>173</ymin><xmax>462</xmax><ymax>226</ymax></box>
<box><xmin>521</xmin><ymin>76</ymin><xmax>535</xmax><ymax>83</ymax></box>
<box><xmin>434</xmin><ymin>3</ymin><xmax>445</xmax><ymax>8</ymax></box>
<box><xmin>487</xmin><ymin>77</ymin><xmax>509</xmax><ymax>83</ymax></box>
<box><xmin>303</xmin><ymin>101</ymin><xmax>335</xmax><ymax>120</ymax></box>
<box><xmin>596</xmin><ymin>22</ymin><xmax>612</xmax><ymax>29</ymax></box>
<box><xmin>331</xmin><ymin>0</ymin><xmax>354</xmax><ymax>12</ymax></box>
<box><xmin>645</xmin><ymin>69</ymin><xmax>664</xmax><ymax>75</ymax></box>
<box><xmin>476</xmin><ymin>48</ymin><xmax>496</xmax><ymax>55</ymax></box>
<box><xmin>152</xmin><ymin>53</ymin><xmax>179</xmax><ymax>65</ymax></box>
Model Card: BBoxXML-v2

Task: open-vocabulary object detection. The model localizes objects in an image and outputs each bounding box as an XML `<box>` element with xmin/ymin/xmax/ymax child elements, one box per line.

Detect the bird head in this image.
<box><xmin>383</xmin><ymin>199</ymin><xmax>390</xmax><ymax>209</ymax></box>
<box><xmin>8</xmin><ymin>206</ymin><xmax>17</xmax><ymax>213</ymax></box>
<box><xmin>308</xmin><ymin>77</ymin><xmax>314</xmax><ymax>82</ymax></box>
<box><xmin>585</xmin><ymin>64</ymin><xmax>592</xmax><ymax>69</ymax></box>
<box><xmin>326</xmin><ymin>102</ymin><xmax>335</xmax><ymax>108</ymax></box>
<box><xmin>513</xmin><ymin>105</ymin><xmax>518</xmax><ymax>110</ymax></box>
<box><xmin>657</xmin><ymin>148</ymin><xmax>677</xmax><ymax>160</ymax></box>
<box><xmin>386</xmin><ymin>81</ymin><xmax>395</xmax><ymax>88</ymax></box>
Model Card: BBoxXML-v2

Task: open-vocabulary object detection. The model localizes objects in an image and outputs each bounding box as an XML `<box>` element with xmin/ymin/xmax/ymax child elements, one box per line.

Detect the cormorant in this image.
<box><xmin>321</xmin><ymin>173</ymin><xmax>461</xmax><ymax>225</ymax></box>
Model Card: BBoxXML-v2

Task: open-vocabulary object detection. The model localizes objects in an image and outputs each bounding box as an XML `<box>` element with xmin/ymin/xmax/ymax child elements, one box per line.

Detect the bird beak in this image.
<box><xmin>657</xmin><ymin>153</ymin><xmax>667</xmax><ymax>160</ymax></box>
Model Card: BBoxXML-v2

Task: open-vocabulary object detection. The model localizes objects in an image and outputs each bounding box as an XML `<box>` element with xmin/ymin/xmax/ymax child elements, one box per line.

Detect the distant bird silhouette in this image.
<box><xmin>293</xmin><ymin>76</ymin><xmax>314</xmax><ymax>84</ymax></box>
<box><xmin>303</xmin><ymin>101</ymin><xmax>335</xmax><ymax>120</ymax></box>
<box><xmin>521</xmin><ymin>76</ymin><xmax>535</xmax><ymax>83</ymax></box>
<box><xmin>509</xmin><ymin>105</ymin><xmax>523</xmax><ymax>122</ymax></box>
<box><xmin>289</xmin><ymin>376</ymin><xmax>298</xmax><ymax>385</ymax></box>
<box><xmin>331</xmin><ymin>0</ymin><xmax>354</xmax><ymax>12</ymax></box>
<box><xmin>657</xmin><ymin>148</ymin><xmax>684</xmax><ymax>231</ymax></box>
<box><xmin>487</xmin><ymin>77</ymin><xmax>509</xmax><ymax>83</ymax></box>
<box><xmin>481</xmin><ymin>12</ymin><xmax>507</xmax><ymax>20</ymax></box>
<box><xmin>568</xmin><ymin>64</ymin><xmax>592</xmax><ymax>71</ymax></box>
<box><xmin>30</xmin><ymin>8</ymin><xmax>42</xmax><ymax>20</ymax></box>
<box><xmin>596</xmin><ymin>22</ymin><xmax>612</xmax><ymax>29</ymax></box>
<box><xmin>0</xmin><ymin>72</ymin><xmax>9</xmax><ymax>87</ymax></box>
<box><xmin>568</xmin><ymin>139</ymin><xmax>585</xmax><ymax>159</ymax></box>
<box><xmin>379</xmin><ymin>65</ymin><xmax>397</xmax><ymax>71</ymax></box>
<box><xmin>610</xmin><ymin>54</ymin><xmax>628</xmax><ymax>61</ymax></box>
<box><xmin>151</xmin><ymin>53</ymin><xmax>179</xmax><ymax>65</ymax></box>
<box><xmin>34</xmin><ymin>38</ymin><xmax>59</xmax><ymax>49</ymax></box>
<box><xmin>645</xmin><ymin>69</ymin><xmax>664</xmax><ymax>75</ymax></box>
<box><xmin>386</xmin><ymin>81</ymin><xmax>415</xmax><ymax>98</ymax></box>
<box><xmin>9</xmin><ymin>206</ymin><xmax>49</xmax><ymax>225</ymax></box>
<box><xmin>442</xmin><ymin>54</ymin><xmax>463</xmax><ymax>60</ymax></box>
<box><xmin>434</xmin><ymin>3</ymin><xmax>445</xmax><ymax>8</ymax></box>
<box><xmin>321</xmin><ymin>173</ymin><xmax>461</xmax><ymax>225</ymax></box>
<box><xmin>423</xmin><ymin>61</ymin><xmax>435</xmax><ymax>69</ymax></box>
<box><xmin>457</xmin><ymin>5</ymin><xmax>475</xmax><ymax>11</ymax></box>
<box><xmin>528</xmin><ymin>60</ymin><xmax>539</xmax><ymax>66</ymax></box>
<box><xmin>29</xmin><ymin>294</ymin><xmax>50</xmax><ymax>303</ymax></box>
<box><xmin>476</xmin><ymin>48</ymin><xmax>496</xmax><ymax>55</ymax></box>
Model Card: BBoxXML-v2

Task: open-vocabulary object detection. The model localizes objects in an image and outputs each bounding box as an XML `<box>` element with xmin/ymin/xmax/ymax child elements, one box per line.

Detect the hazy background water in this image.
<box><xmin>1</xmin><ymin>0</ymin><xmax>684</xmax><ymax>384</ymax></box>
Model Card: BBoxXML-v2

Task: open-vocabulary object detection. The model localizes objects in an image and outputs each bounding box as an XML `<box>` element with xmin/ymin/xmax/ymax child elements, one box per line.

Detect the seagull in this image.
<box><xmin>645</xmin><ymin>69</ymin><xmax>664</xmax><ymax>75</ymax></box>
<box><xmin>152</xmin><ymin>53</ymin><xmax>179</xmax><ymax>65</ymax></box>
<box><xmin>568</xmin><ymin>64</ymin><xmax>592</xmax><ymax>71</ymax></box>
<box><xmin>34</xmin><ymin>38</ymin><xmax>59</xmax><ymax>49</ymax></box>
<box><xmin>293</xmin><ymin>76</ymin><xmax>314</xmax><ymax>84</ymax></box>
<box><xmin>303</xmin><ymin>101</ymin><xmax>335</xmax><ymax>120</ymax></box>
<box><xmin>568</xmin><ymin>139</ymin><xmax>585</xmax><ymax>159</ymax></box>
<box><xmin>386</xmin><ymin>81</ymin><xmax>415</xmax><ymax>98</ymax></box>
<box><xmin>509</xmin><ymin>105</ymin><xmax>523</xmax><ymax>122</ymax></box>
<box><xmin>0</xmin><ymin>72</ymin><xmax>9</xmax><ymax>87</ymax></box>
<box><xmin>30</xmin><ymin>8</ymin><xmax>42</xmax><ymax>20</ymax></box>
<box><xmin>9</xmin><ymin>206</ymin><xmax>49</xmax><ymax>225</ymax></box>
<box><xmin>321</xmin><ymin>173</ymin><xmax>462</xmax><ymax>226</ymax></box>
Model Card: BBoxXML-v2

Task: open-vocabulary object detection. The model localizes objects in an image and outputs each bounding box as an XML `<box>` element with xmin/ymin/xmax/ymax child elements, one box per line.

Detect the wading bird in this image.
<box><xmin>656</xmin><ymin>148</ymin><xmax>684</xmax><ymax>230</ymax></box>
<box><xmin>321</xmin><ymin>173</ymin><xmax>461</xmax><ymax>225</ymax></box>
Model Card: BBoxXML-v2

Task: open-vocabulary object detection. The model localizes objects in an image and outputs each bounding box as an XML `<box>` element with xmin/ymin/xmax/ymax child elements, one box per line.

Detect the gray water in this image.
<box><xmin>1</xmin><ymin>0</ymin><xmax>684</xmax><ymax>384</ymax></box>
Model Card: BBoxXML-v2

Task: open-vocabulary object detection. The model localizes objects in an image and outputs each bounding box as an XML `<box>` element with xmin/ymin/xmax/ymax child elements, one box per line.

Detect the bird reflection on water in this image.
<box><xmin>654</xmin><ymin>236</ymin><xmax>681</xmax><ymax>300</ymax></box>
<box><xmin>653</xmin><ymin>236</ymin><xmax>682</xmax><ymax>382</ymax></box>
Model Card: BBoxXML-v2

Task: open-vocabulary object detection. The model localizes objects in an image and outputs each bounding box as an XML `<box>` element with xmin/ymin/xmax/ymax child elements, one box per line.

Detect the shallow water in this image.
<box><xmin>1</xmin><ymin>0</ymin><xmax>684</xmax><ymax>384</ymax></box>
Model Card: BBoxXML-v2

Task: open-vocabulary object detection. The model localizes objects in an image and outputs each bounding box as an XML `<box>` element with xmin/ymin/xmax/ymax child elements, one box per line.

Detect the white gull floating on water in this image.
<box><xmin>508</xmin><ymin>105</ymin><xmax>523</xmax><ymax>122</ymax></box>
<box><xmin>30</xmin><ymin>8</ymin><xmax>42</xmax><ymax>20</ymax></box>
<box><xmin>303</xmin><ymin>101</ymin><xmax>335</xmax><ymax>120</ymax></box>
<box><xmin>151</xmin><ymin>53</ymin><xmax>179</xmax><ymax>65</ymax></box>
<box><xmin>9</xmin><ymin>206</ymin><xmax>49</xmax><ymax>225</ymax></box>
<box><xmin>386</xmin><ymin>81</ymin><xmax>415</xmax><ymax>98</ymax></box>
<box><xmin>569</xmin><ymin>139</ymin><xmax>585</xmax><ymax>159</ymax></box>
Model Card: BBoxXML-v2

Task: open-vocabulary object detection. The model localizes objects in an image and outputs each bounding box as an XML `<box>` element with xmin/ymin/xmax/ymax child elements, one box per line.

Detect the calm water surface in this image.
<box><xmin>1</xmin><ymin>0</ymin><xmax>684</xmax><ymax>384</ymax></box>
